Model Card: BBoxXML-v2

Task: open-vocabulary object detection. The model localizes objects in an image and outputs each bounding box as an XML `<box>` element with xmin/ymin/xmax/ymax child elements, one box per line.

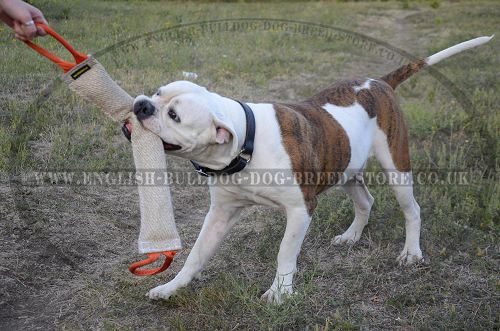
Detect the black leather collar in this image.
<box><xmin>191</xmin><ymin>101</ymin><xmax>255</xmax><ymax>176</ymax></box>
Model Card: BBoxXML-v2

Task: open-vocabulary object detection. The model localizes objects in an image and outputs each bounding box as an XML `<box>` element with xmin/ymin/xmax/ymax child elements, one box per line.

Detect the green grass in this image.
<box><xmin>0</xmin><ymin>0</ymin><xmax>498</xmax><ymax>330</ymax></box>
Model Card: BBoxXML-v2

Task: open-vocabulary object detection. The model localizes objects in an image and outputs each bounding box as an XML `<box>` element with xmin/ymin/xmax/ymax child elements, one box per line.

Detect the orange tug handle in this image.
<box><xmin>23</xmin><ymin>23</ymin><xmax>87</xmax><ymax>72</ymax></box>
<box><xmin>129</xmin><ymin>251</ymin><xmax>177</xmax><ymax>276</ymax></box>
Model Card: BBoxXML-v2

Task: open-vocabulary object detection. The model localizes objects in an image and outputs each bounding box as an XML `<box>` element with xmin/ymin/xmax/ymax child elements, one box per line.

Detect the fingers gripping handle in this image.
<box><xmin>129</xmin><ymin>251</ymin><xmax>177</xmax><ymax>276</ymax></box>
<box><xmin>23</xmin><ymin>23</ymin><xmax>88</xmax><ymax>72</ymax></box>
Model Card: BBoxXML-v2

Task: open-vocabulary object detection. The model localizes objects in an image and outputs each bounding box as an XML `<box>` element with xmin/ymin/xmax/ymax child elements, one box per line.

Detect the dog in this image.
<box><xmin>132</xmin><ymin>36</ymin><xmax>492</xmax><ymax>304</ymax></box>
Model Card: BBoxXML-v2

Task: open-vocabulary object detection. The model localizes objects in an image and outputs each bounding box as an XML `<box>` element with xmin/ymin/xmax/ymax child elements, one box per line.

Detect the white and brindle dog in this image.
<box><xmin>132</xmin><ymin>36</ymin><xmax>492</xmax><ymax>304</ymax></box>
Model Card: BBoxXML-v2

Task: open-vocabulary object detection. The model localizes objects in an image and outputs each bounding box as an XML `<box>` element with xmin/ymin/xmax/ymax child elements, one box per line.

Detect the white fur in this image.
<box><xmin>333</xmin><ymin>176</ymin><xmax>374</xmax><ymax>245</ymax></box>
<box><xmin>323</xmin><ymin>100</ymin><xmax>377</xmax><ymax>180</ymax></box>
<box><xmin>426</xmin><ymin>35</ymin><xmax>494</xmax><ymax>66</ymax></box>
<box><xmin>353</xmin><ymin>79</ymin><xmax>373</xmax><ymax>92</ymax></box>
<box><xmin>372</xmin><ymin>128</ymin><xmax>422</xmax><ymax>263</ymax></box>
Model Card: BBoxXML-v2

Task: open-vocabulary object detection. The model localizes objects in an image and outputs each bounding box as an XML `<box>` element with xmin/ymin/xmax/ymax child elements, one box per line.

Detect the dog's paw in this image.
<box><xmin>147</xmin><ymin>282</ymin><xmax>179</xmax><ymax>300</ymax></box>
<box><xmin>397</xmin><ymin>247</ymin><xmax>423</xmax><ymax>266</ymax></box>
<box><xmin>260</xmin><ymin>286</ymin><xmax>293</xmax><ymax>305</ymax></box>
<box><xmin>333</xmin><ymin>229</ymin><xmax>361</xmax><ymax>246</ymax></box>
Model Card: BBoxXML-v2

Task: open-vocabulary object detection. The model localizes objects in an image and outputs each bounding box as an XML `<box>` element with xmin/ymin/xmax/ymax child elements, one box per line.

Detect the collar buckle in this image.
<box><xmin>239</xmin><ymin>149</ymin><xmax>252</xmax><ymax>163</ymax></box>
<box><xmin>195</xmin><ymin>167</ymin><xmax>209</xmax><ymax>177</ymax></box>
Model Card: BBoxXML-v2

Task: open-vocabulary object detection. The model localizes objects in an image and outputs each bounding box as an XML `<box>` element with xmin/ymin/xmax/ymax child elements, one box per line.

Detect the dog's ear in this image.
<box><xmin>211</xmin><ymin>111</ymin><xmax>239</xmax><ymax>156</ymax></box>
<box><xmin>215</xmin><ymin>127</ymin><xmax>231</xmax><ymax>144</ymax></box>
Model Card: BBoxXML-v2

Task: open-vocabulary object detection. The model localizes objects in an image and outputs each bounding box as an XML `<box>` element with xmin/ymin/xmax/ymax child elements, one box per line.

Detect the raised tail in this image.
<box><xmin>381</xmin><ymin>35</ymin><xmax>494</xmax><ymax>89</ymax></box>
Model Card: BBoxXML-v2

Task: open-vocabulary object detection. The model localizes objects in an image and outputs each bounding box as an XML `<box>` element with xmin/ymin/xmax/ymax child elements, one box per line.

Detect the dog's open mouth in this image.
<box><xmin>162</xmin><ymin>141</ymin><xmax>182</xmax><ymax>151</ymax></box>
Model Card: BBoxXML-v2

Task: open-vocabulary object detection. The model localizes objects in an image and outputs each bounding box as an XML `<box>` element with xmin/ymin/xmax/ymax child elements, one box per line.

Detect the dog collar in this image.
<box><xmin>191</xmin><ymin>101</ymin><xmax>255</xmax><ymax>177</ymax></box>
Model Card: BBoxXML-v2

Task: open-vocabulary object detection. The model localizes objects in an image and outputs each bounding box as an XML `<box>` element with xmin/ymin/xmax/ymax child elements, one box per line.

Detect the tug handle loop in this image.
<box><xmin>23</xmin><ymin>23</ymin><xmax>88</xmax><ymax>72</ymax></box>
<box><xmin>129</xmin><ymin>251</ymin><xmax>177</xmax><ymax>276</ymax></box>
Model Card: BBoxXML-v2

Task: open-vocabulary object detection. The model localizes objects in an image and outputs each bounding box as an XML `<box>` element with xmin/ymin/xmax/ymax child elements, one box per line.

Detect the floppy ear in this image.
<box><xmin>211</xmin><ymin>111</ymin><xmax>239</xmax><ymax>156</ymax></box>
<box><xmin>215</xmin><ymin>127</ymin><xmax>231</xmax><ymax>144</ymax></box>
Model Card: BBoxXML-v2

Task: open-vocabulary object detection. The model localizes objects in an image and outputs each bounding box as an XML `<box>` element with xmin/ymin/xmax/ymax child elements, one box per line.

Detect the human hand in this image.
<box><xmin>0</xmin><ymin>0</ymin><xmax>47</xmax><ymax>41</ymax></box>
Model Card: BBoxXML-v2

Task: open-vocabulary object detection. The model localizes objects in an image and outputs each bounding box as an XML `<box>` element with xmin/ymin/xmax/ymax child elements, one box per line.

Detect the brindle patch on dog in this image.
<box><xmin>274</xmin><ymin>100</ymin><xmax>351</xmax><ymax>214</ymax></box>
<box><xmin>381</xmin><ymin>60</ymin><xmax>426</xmax><ymax>89</ymax></box>
<box><xmin>274</xmin><ymin>78</ymin><xmax>412</xmax><ymax>213</ymax></box>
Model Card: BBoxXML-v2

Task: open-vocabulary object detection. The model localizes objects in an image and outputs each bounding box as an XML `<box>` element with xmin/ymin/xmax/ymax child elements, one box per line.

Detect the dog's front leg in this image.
<box><xmin>148</xmin><ymin>204</ymin><xmax>242</xmax><ymax>300</ymax></box>
<box><xmin>262</xmin><ymin>206</ymin><xmax>311</xmax><ymax>304</ymax></box>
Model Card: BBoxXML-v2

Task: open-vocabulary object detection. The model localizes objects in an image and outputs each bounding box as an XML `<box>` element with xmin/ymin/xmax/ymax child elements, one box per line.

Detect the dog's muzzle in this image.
<box><xmin>133</xmin><ymin>99</ymin><xmax>156</xmax><ymax>120</ymax></box>
<box><xmin>125</xmin><ymin>100</ymin><xmax>183</xmax><ymax>151</ymax></box>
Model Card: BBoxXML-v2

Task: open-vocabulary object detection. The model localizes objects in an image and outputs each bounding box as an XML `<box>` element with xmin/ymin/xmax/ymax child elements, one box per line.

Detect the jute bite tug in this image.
<box><xmin>24</xmin><ymin>23</ymin><xmax>181</xmax><ymax>276</ymax></box>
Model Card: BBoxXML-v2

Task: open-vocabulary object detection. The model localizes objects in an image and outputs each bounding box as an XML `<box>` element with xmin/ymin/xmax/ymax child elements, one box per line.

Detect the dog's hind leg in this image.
<box><xmin>373</xmin><ymin>128</ymin><xmax>423</xmax><ymax>265</ymax></box>
<box><xmin>333</xmin><ymin>175</ymin><xmax>374</xmax><ymax>245</ymax></box>
<box><xmin>148</xmin><ymin>203</ymin><xmax>242</xmax><ymax>300</ymax></box>
<box><xmin>261</xmin><ymin>206</ymin><xmax>311</xmax><ymax>304</ymax></box>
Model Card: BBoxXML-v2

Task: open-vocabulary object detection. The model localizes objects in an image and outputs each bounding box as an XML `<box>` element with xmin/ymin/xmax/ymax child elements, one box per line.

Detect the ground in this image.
<box><xmin>0</xmin><ymin>0</ymin><xmax>498</xmax><ymax>330</ymax></box>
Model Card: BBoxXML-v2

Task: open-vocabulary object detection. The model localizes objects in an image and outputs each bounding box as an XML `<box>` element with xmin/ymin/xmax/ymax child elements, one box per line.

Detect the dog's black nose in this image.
<box><xmin>133</xmin><ymin>99</ymin><xmax>156</xmax><ymax>120</ymax></box>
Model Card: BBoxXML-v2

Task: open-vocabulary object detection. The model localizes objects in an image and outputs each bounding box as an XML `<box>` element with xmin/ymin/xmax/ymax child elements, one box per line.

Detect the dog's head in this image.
<box><xmin>133</xmin><ymin>81</ymin><xmax>239</xmax><ymax>168</ymax></box>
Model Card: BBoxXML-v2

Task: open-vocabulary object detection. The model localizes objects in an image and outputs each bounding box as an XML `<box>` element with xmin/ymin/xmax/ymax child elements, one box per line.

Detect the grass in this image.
<box><xmin>0</xmin><ymin>0</ymin><xmax>498</xmax><ymax>330</ymax></box>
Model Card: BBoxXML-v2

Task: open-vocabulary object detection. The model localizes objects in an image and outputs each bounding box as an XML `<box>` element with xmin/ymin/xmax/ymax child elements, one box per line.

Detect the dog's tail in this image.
<box><xmin>380</xmin><ymin>35</ymin><xmax>494</xmax><ymax>89</ymax></box>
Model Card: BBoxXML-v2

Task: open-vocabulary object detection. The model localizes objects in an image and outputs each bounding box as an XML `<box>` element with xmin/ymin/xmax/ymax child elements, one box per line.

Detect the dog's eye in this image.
<box><xmin>168</xmin><ymin>109</ymin><xmax>180</xmax><ymax>122</ymax></box>
<box><xmin>156</xmin><ymin>90</ymin><xmax>161</xmax><ymax>96</ymax></box>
